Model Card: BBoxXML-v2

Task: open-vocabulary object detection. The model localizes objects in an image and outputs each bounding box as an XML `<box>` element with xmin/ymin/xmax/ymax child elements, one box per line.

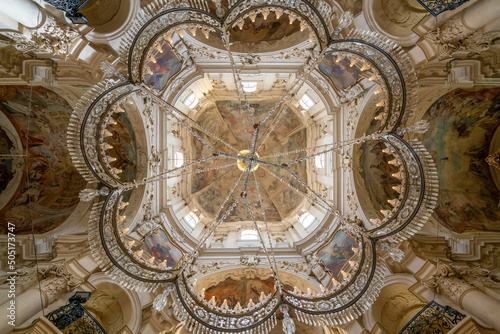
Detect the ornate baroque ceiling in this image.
<box><xmin>1</xmin><ymin>0</ymin><xmax>500</xmax><ymax>333</ymax></box>
<box><xmin>61</xmin><ymin>0</ymin><xmax>441</xmax><ymax>333</ymax></box>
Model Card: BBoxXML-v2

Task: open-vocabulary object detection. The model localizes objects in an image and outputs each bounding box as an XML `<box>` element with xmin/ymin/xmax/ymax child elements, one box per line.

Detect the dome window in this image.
<box><xmin>315</xmin><ymin>153</ymin><xmax>326</xmax><ymax>168</ymax></box>
<box><xmin>241</xmin><ymin>82</ymin><xmax>257</xmax><ymax>92</ymax></box>
<box><xmin>174</xmin><ymin>152</ymin><xmax>184</xmax><ymax>167</ymax></box>
<box><xmin>184</xmin><ymin>212</ymin><xmax>199</xmax><ymax>228</ymax></box>
<box><xmin>241</xmin><ymin>229</ymin><xmax>259</xmax><ymax>240</ymax></box>
<box><xmin>299</xmin><ymin>93</ymin><xmax>315</xmax><ymax>110</ymax></box>
<box><xmin>300</xmin><ymin>213</ymin><xmax>316</xmax><ymax>229</ymax></box>
<box><xmin>184</xmin><ymin>93</ymin><xmax>199</xmax><ymax>108</ymax></box>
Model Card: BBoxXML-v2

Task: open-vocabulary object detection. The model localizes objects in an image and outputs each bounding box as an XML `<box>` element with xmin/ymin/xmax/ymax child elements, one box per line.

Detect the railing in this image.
<box><xmin>43</xmin><ymin>0</ymin><xmax>89</xmax><ymax>24</ymax></box>
<box><xmin>46</xmin><ymin>292</ymin><xmax>107</xmax><ymax>334</ymax></box>
<box><xmin>399</xmin><ymin>300</ymin><xmax>466</xmax><ymax>333</ymax></box>
<box><xmin>416</xmin><ymin>0</ymin><xmax>470</xmax><ymax>16</ymax></box>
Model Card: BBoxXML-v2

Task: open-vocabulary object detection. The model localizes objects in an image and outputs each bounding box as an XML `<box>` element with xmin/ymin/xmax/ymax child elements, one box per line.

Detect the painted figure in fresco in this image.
<box><xmin>421</xmin><ymin>88</ymin><xmax>500</xmax><ymax>232</ymax></box>
<box><xmin>145</xmin><ymin>43</ymin><xmax>182</xmax><ymax>91</ymax></box>
<box><xmin>143</xmin><ymin>231</ymin><xmax>183</xmax><ymax>268</ymax></box>
<box><xmin>319</xmin><ymin>53</ymin><xmax>361</xmax><ymax>91</ymax></box>
<box><xmin>231</xmin><ymin>14</ymin><xmax>300</xmax><ymax>44</ymax></box>
<box><xmin>320</xmin><ymin>244</ymin><xmax>351</xmax><ymax>273</ymax></box>
<box><xmin>0</xmin><ymin>86</ymin><xmax>86</xmax><ymax>234</ymax></box>
<box><xmin>150</xmin><ymin>243</ymin><xmax>177</xmax><ymax>267</ymax></box>
<box><xmin>317</xmin><ymin>231</ymin><xmax>356</xmax><ymax>276</ymax></box>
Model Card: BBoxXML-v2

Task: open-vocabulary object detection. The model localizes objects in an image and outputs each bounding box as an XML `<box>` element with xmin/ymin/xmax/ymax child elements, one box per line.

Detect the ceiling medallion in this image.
<box><xmin>68</xmin><ymin>1</ymin><xmax>438</xmax><ymax>333</ymax></box>
<box><xmin>236</xmin><ymin>150</ymin><xmax>260</xmax><ymax>172</ymax></box>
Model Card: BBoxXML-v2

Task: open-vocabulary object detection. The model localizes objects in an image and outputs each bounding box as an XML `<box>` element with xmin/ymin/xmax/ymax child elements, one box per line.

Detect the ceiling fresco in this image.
<box><xmin>144</xmin><ymin>41</ymin><xmax>182</xmax><ymax>91</ymax></box>
<box><xmin>102</xmin><ymin>107</ymin><xmax>142</xmax><ymax>183</ymax></box>
<box><xmin>354</xmin><ymin>139</ymin><xmax>403</xmax><ymax>222</ymax></box>
<box><xmin>229</xmin><ymin>11</ymin><xmax>309</xmax><ymax>52</ymax></box>
<box><xmin>190</xmin><ymin>101</ymin><xmax>306</xmax><ymax>222</ymax></box>
<box><xmin>421</xmin><ymin>88</ymin><xmax>500</xmax><ymax>233</ymax></box>
<box><xmin>191</xmin><ymin>11</ymin><xmax>309</xmax><ymax>53</ymax></box>
<box><xmin>317</xmin><ymin>230</ymin><xmax>358</xmax><ymax>279</ymax></box>
<box><xmin>142</xmin><ymin>230</ymin><xmax>184</xmax><ymax>269</ymax></box>
<box><xmin>204</xmin><ymin>276</ymin><xmax>276</xmax><ymax>309</ymax></box>
<box><xmin>0</xmin><ymin>127</ymin><xmax>14</xmax><ymax>198</ymax></box>
<box><xmin>0</xmin><ymin>86</ymin><xmax>86</xmax><ymax>234</ymax></box>
<box><xmin>318</xmin><ymin>53</ymin><xmax>362</xmax><ymax>91</ymax></box>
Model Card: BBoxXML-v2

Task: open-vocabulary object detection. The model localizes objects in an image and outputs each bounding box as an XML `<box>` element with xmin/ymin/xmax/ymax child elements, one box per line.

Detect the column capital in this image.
<box><xmin>423</xmin><ymin>262</ymin><xmax>475</xmax><ymax>307</ymax></box>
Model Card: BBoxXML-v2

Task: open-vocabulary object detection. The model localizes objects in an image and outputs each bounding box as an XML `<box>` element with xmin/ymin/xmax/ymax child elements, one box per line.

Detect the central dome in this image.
<box><xmin>188</xmin><ymin>100</ymin><xmax>307</xmax><ymax>222</ymax></box>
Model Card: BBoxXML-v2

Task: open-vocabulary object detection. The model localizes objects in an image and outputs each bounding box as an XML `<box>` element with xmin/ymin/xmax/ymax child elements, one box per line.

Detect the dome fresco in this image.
<box><xmin>65</xmin><ymin>1</ymin><xmax>439</xmax><ymax>332</ymax></box>
<box><xmin>421</xmin><ymin>88</ymin><xmax>500</xmax><ymax>233</ymax></box>
<box><xmin>0</xmin><ymin>86</ymin><xmax>86</xmax><ymax>234</ymax></box>
<box><xmin>190</xmin><ymin>101</ymin><xmax>306</xmax><ymax>222</ymax></box>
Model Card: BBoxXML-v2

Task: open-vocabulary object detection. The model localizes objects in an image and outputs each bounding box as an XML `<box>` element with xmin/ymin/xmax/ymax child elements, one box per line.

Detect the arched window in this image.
<box><xmin>174</xmin><ymin>152</ymin><xmax>184</xmax><ymax>168</ymax></box>
<box><xmin>241</xmin><ymin>82</ymin><xmax>257</xmax><ymax>92</ymax></box>
<box><xmin>184</xmin><ymin>212</ymin><xmax>199</xmax><ymax>228</ymax></box>
<box><xmin>315</xmin><ymin>153</ymin><xmax>325</xmax><ymax>168</ymax></box>
<box><xmin>299</xmin><ymin>93</ymin><xmax>315</xmax><ymax>110</ymax></box>
<box><xmin>184</xmin><ymin>93</ymin><xmax>198</xmax><ymax>108</ymax></box>
<box><xmin>300</xmin><ymin>213</ymin><xmax>316</xmax><ymax>229</ymax></box>
<box><xmin>241</xmin><ymin>229</ymin><xmax>259</xmax><ymax>240</ymax></box>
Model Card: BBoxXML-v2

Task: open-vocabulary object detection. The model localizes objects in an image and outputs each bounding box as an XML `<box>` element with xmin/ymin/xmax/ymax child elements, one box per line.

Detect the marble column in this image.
<box><xmin>426</xmin><ymin>263</ymin><xmax>500</xmax><ymax>332</ymax></box>
<box><xmin>0</xmin><ymin>287</ymin><xmax>48</xmax><ymax>333</ymax></box>
<box><xmin>462</xmin><ymin>0</ymin><xmax>500</xmax><ymax>31</ymax></box>
<box><xmin>0</xmin><ymin>0</ymin><xmax>44</xmax><ymax>29</ymax></box>
<box><xmin>0</xmin><ymin>264</ymin><xmax>81</xmax><ymax>333</ymax></box>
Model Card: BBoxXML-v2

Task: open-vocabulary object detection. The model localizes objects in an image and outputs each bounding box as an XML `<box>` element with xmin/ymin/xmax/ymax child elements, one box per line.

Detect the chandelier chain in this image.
<box><xmin>256</xmin><ymin>46</ymin><xmax>328</xmax><ymax>152</ymax></box>
<box><xmin>138</xmin><ymin>86</ymin><xmax>241</xmax><ymax>154</ymax></box>
<box><xmin>221</xmin><ymin>31</ymin><xmax>255</xmax><ymax>149</ymax></box>
<box><xmin>281</xmin><ymin>132</ymin><xmax>384</xmax><ymax>166</ymax></box>
<box><xmin>243</xmin><ymin>197</ymin><xmax>283</xmax><ymax>293</ymax></box>
<box><xmin>120</xmin><ymin>155</ymin><xmax>215</xmax><ymax>190</ymax></box>
<box><xmin>259</xmin><ymin>142</ymin><xmax>335</xmax><ymax>159</ymax></box>
<box><xmin>182</xmin><ymin>172</ymin><xmax>244</xmax><ymax>268</ymax></box>
<box><xmin>252</xmin><ymin>170</ymin><xmax>283</xmax><ymax>294</ymax></box>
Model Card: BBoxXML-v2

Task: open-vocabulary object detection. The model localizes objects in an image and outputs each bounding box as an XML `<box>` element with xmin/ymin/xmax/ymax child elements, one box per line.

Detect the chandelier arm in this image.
<box><xmin>250</xmin><ymin>158</ymin><xmax>290</xmax><ymax>170</ymax></box>
<box><xmin>216</xmin><ymin>152</ymin><xmax>246</xmax><ymax>161</ymax></box>
<box><xmin>138</xmin><ymin>85</ymin><xmax>241</xmax><ymax>154</ymax></box>
<box><xmin>120</xmin><ymin>155</ymin><xmax>215</xmax><ymax>190</ymax></box>
<box><xmin>241</xmin><ymin>168</ymin><xmax>252</xmax><ymax>198</ymax></box>
<box><xmin>276</xmin><ymin>122</ymin><xmax>429</xmax><ymax>167</ymax></box>
<box><xmin>250</xmin><ymin>123</ymin><xmax>260</xmax><ymax>155</ymax></box>
<box><xmin>259</xmin><ymin>143</ymin><xmax>335</xmax><ymax>160</ymax></box>
<box><xmin>181</xmin><ymin>172</ymin><xmax>244</xmax><ymax>268</ymax></box>
<box><xmin>260</xmin><ymin>165</ymin><xmax>365</xmax><ymax>238</ymax></box>
<box><xmin>241</xmin><ymin>124</ymin><xmax>262</xmax><ymax>197</ymax></box>
<box><xmin>259</xmin><ymin>165</ymin><xmax>331</xmax><ymax>214</ymax></box>
<box><xmin>186</xmin><ymin>197</ymin><xmax>243</xmax><ymax>270</ymax></box>
<box><xmin>169</xmin><ymin>110</ymin><xmax>217</xmax><ymax>153</ymax></box>
<box><xmin>221</xmin><ymin>30</ymin><xmax>255</xmax><ymax>149</ymax></box>
<box><xmin>256</xmin><ymin>47</ymin><xmax>329</xmax><ymax>152</ymax></box>
<box><xmin>284</xmin><ymin>167</ymin><xmax>339</xmax><ymax>216</ymax></box>
<box><xmin>166</xmin><ymin>162</ymin><xmax>239</xmax><ymax>179</ymax></box>
<box><xmin>278</xmin><ymin>132</ymin><xmax>384</xmax><ymax>166</ymax></box>
<box><xmin>252</xmin><ymin>170</ymin><xmax>283</xmax><ymax>293</ymax></box>
<box><xmin>283</xmin><ymin>166</ymin><xmax>367</xmax><ymax>237</ymax></box>
<box><xmin>243</xmin><ymin>198</ymin><xmax>283</xmax><ymax>294</ymax></box>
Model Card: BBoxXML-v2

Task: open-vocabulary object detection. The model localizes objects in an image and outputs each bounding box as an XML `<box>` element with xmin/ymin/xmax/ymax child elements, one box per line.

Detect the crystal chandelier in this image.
<box><xmin>68</xmin><ymin>1</ymin><xmax>438</xmax><ymax>333</ymax></box>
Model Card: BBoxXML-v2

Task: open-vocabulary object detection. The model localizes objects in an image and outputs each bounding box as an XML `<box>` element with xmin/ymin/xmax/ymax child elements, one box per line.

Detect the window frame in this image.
<box><xmin>300</xmin><ymin>213</ymin><xmax>316</xmax><ymax>229</ymax></box>
<box><xmin>184</xmin><ymin>93</ymin><xmax>199</xmax><ymax>108</ymax></box>
<box><xmin>241</xmin><ymin>229</ymin><xmax>259</xmax><ymax>240</ymax></box>
<box><xmin>174</xmin><ymin>151</ymin><xmax>184</xmax><ymax>168</ymax></box>
<box><xmin>241</xmin><ymin>82</ymin><xmax>258</xmax><ymax>93</ymax></box>
<box><xmin>299</xmin><ymin>93</ymin><xmax>315</xmax><ymax>110</ymax></box>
